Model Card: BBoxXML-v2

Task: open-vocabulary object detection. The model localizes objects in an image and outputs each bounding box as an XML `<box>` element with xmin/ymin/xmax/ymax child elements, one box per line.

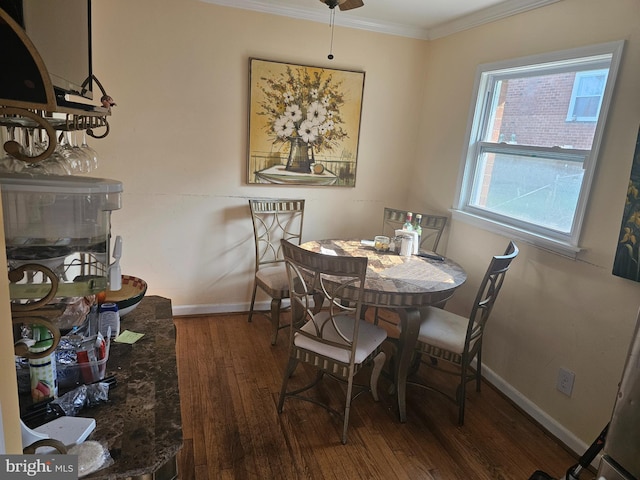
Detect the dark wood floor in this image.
<box><xmin>174</xmin><ymin>311</ymin><xmax>578</xmax><ymax>480</ymax></box>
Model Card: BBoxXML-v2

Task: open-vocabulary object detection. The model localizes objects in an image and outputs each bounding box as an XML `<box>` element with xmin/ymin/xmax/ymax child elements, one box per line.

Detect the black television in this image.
<box><xmin>0</xmin><ymin>0</ymin><xmax>93</xmax><ymax>102</ymax></box>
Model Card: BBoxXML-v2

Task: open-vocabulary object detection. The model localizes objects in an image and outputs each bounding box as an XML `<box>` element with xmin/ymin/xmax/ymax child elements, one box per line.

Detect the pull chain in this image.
<box><xmin>328</xmin><ymin>8</ymin><xmax>336</xmax><ymax>60</ymax></box>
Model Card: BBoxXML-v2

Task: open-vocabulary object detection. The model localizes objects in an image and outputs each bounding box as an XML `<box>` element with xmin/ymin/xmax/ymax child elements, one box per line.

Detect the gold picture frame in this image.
<box><xmin>247</xmin><ymin>58</ymin><xmax>365</xmax><ymax>187</ymax></box>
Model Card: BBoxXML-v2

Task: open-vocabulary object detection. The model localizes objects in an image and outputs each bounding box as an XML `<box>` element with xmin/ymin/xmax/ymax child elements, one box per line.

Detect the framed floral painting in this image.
<box><xmin>613</xmin><ymin>126</ymin><xmax>640</xmax><ymax>281</ymax></box>
<box><xmin>247</xmin><ymin>58</ymin><xmax>365</xmax><ymax>186</ymax></box>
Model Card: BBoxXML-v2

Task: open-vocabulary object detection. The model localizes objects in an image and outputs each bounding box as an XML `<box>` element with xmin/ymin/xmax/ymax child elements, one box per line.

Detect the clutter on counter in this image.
<box><xmin>18</xmin><ymin>296</ymin><xmax>182</xmax><ymax>480</ymax></box>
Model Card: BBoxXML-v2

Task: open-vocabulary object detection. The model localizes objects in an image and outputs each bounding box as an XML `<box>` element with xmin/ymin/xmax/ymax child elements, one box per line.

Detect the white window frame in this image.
<box><xmin>453</xmin><ymin>41</ymin><xmax>625</xmax><ymax>257</ymax></box>
<box><xmin>566</xmin><ymin>69</ymin><xmax>609</xmax><ymax>122</ymax></box>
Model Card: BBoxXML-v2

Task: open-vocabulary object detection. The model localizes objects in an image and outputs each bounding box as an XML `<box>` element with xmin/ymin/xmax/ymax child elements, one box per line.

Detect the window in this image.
<box><xmin>454</xmin><ymin>41</ymin><xmax>624</xmax><ymax>256</ymax></box>
<box><xmin>566</xmin><ymin>69</ymin><xmax>608</xmax><ymax>122</ymax></box>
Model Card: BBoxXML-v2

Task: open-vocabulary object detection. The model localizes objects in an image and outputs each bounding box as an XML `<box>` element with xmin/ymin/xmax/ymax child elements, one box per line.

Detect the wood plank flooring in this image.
<box><xmin>174</xmin><ymin>312</ymin><xmax>578</xmax><ymax>480</ymax></box>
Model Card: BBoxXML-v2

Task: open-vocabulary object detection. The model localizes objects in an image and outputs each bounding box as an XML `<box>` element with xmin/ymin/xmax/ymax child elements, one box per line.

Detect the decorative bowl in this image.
<box><xmin>103</xmin><ymin>275</ymin><xmax>147</xmax><ymax>317</ymax></box>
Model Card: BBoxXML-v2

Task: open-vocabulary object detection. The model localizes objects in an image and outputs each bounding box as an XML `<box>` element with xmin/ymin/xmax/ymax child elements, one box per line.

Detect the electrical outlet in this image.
<box><xmin>557</xmin><ymin>367</ymin><xmax>575</xmax><ymax>396</ymax></box>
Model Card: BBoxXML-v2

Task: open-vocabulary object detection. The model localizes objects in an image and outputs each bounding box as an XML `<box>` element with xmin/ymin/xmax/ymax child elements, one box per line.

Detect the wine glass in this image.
<box><xmin>23</xmin><ymin>127</ymin><xmax>53</xmax><ymax>173</ymax></box>
<box><xmin>0</xmin><ymin>126</ymin><xmax>26</xmax><ymax>173</ymax></box>
<box><xmin>57</xmin><ymin>132</ymin><xmax>85</xmax><ymax>173</ymax></box>
<box><xmin>24</xmin><ymin>127</ymin><xmax>48</xmax><ymax>158</ymax></box>
<box><xmin>70</xmin><ymin>131</ymin><xmax>92</xmax><ymax>173</ymax></box>
<box><xmin>80</xmin><ymin>131</ymin><xmax>99</xmax><ymax>171</ymax></box>
<box><xmin>41</xmin><ymin>150</ymin><xmax>72</xmax><ymax>175</ymax></box>
<box><xmin>33</xmin><ymin>128</ymin><xmax>50</xmax><ymax>158</ymax></box>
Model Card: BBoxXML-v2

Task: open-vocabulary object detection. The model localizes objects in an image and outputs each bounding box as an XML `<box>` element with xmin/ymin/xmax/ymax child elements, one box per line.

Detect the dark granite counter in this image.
<box><xmin>83</xmin><ymin>295</ymin><xmax>182</xmax><ymax>480</ymax></box>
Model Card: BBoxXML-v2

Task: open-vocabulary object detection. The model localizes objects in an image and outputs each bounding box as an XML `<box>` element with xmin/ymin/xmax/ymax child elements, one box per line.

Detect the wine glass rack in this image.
<box><xmin>0</xmin><ymin>7</ymin><xmax>114</xmax><ymax>165</ymax></box>
<box><xmin>0</xmin><ymin>107</ymin><xmax>111</xmax><ymax>164</ymax></box>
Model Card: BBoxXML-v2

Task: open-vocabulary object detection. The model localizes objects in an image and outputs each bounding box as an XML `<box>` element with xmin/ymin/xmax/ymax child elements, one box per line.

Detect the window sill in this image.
<box><xmin>450</xmin><ymin>209</ymin><xmax>582</xmax><ymax>259</ymax></box>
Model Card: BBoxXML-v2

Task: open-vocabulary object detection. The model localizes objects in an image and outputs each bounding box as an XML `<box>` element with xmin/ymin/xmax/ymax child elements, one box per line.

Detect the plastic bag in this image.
<box><xmin>68</xmin><ymin>440</ymin><xmax>113</xmax><ymax>477</ymax></box>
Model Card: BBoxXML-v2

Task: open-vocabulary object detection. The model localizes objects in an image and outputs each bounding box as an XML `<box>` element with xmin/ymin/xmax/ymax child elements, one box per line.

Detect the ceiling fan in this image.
<box><xmin>319</xmin><ymin>0</ymin><xmax>364</xmax><ymax>11</ymax></box>
<box><xmin>319</xmin><ymin>0</ymin><xmax>364</xmax><ymax>59</ymax></box>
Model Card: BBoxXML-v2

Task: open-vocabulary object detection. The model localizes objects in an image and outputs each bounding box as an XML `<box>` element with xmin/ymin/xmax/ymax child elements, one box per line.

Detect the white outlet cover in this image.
<box><xmin>557</xmin><ymin>368</ymin><xmax>575</xmax><ymax>396</ymax></box>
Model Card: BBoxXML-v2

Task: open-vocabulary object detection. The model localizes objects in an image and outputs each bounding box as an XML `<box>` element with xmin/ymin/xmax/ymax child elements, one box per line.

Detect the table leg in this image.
<box><xmin>396</xmin><ymin>307</ymin><xmax>421</xmax><ymax>423</ymax></box>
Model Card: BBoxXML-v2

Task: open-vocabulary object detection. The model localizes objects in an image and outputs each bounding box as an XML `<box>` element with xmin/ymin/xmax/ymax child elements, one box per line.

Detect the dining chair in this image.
<box><xmin>278</xmin><ymin>239</ymin><xmax>388</xmax><ymax>444</ymax></box>
<box><xmin>402</xmin><ymin>241</ymin><xmax>518</xmax><ymax>425</ymax></box>
<box><xmin>382</xmin><ymin>207</ymin><xmax>448</xmax><ymax>253</ymax></box>
<box><xmin>248</xmin><ymin>199</ymin><xmax>305</xmax><ymax>345</ymax></box>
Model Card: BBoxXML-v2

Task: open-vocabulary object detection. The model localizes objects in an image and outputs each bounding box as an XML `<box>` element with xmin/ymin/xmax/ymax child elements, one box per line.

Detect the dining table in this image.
<box><xmin>299</xmin><ymin>239</ymin><xmax>467</xmax><ymax>423</ymax></box>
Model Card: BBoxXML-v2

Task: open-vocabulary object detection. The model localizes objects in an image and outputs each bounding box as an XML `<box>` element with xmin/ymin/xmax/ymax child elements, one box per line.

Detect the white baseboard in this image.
<box><xmin>480</xmin><ymin>363</ymin><xmax>597</xmax><ymax>466</ymax></box>
<box><xmin>172</xmin><ymin>300</ymin><xmax>291</xmax><ymax>317</ymax></box>
<box><xmin>172</xmin><ymin>302</ymin><xmax>250</xmax><ymax>316</ymax></box>
<box><xmin>171</xmin><ymin>302</ymin><xmax>593</xmax><ymax>466</ymax></box>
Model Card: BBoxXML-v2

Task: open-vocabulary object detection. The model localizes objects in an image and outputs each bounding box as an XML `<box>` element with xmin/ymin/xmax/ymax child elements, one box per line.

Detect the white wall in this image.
<box><xmin>0</xmin><ymin>0</ymin><xmax>623</xmax><ymax>454</ymax></box>
<box><xmin>90</xmin><ymin>0</ymin><xmax>430</xmax><ymax>312</ymax></box>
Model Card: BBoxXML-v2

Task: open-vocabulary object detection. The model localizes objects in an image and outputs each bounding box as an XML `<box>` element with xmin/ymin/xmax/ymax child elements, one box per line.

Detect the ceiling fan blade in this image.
<box><xmin>339</xmin><ymin>0</ymin><xmax>364</xmax><ymax>11</ymax></box>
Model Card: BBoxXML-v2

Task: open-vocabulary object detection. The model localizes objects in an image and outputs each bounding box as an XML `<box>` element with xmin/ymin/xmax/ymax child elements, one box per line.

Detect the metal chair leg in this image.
<box><xmin>458</xmin><ymin>364</ymin><xmax>468</xmax><ymax>426</ymax></box>
<box><xmin>370</xmin><ymin>351</ymin><xmax>386</xmax><ymax>401</ymax></box>
<box><xmin>341</xmin><ymin>375</ymin><xmax>355</xmax><ymax>444</ymax></box>
<box><xmin>278</xmin><ymin>357</ymin><xmax>298</xmax><ymax>412</ymax></box>
<box><xmin>476</xmin><ymin>347</ymin><xmax>483</xmax><ymax>392</ymax></box>
<box><xmin>248</xmin><ymin>282</ymin><xmax>258</xmax><ymax>323</ymax></box>
<box><xmin>270</xmin><ymin>298</ymin><xmax>282</xmax><ymax>345</ymax></box>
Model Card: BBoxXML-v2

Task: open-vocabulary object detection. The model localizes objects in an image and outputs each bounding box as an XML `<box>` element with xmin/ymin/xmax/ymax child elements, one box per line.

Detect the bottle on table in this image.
<box><xmin>403</xmin><ymin>212</ymin><xmax>413</xmax><ymax>231</ymax></box>
<box><xmin>414</xmin><ymin>214</ymin><xmax>422</xmax><ymax>249</ymax></box>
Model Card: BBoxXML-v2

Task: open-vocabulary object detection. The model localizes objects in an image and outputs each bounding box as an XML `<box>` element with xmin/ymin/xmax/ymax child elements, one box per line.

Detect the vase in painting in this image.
<box><xmin>285</xmin><ymin>137</ymin><xmax>313</xmax><ymax>173</ymax></box>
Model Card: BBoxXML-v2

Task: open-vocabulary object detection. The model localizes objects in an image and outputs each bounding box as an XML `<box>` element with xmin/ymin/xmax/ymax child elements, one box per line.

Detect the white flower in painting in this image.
<box><xmin>298</xmin><ymin>120</ymin><xmax>318</xmax><ymax>143</ymax></box>
<box><xmin>284</xmin><ymin>104</ymin><xmax>303</xmax><ymax>123</ymax></box>
<box><xmin>274</xmin><ymin>116</ymin><xmax>295</xmax><ymax>138</ymax></box>
<box><xmin>257</xmin><ymin>65</ymin><xmax>349</xmax><ymax>153</ymax></box>
<box><xmin>283</xmin><ymin>91</ymin><xmax>294</xmax><ymax>104</ymax></box>
<box><xmin>307</xmin><ymin>101</ymin><xmax>327</xmax><ymax>125</ymax></box>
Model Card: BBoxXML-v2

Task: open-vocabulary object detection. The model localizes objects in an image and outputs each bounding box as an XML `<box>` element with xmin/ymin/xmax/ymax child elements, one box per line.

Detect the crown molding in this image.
<box><xmin>199</xmin><ymin>0</ymin><xmax>562</xmax><ymax>40</ymax></box>
<box><xmin>428</xmin><ymin>0</ymin><xmax>562</xmax><ymax>39</ymax></box>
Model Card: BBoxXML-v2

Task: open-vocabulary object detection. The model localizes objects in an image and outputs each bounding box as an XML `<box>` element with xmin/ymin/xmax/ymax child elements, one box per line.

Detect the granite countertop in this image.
<box><xmin>82</xmin><ymin>295</ymin><xmax>182</xmax><ymax>479</ymax></box>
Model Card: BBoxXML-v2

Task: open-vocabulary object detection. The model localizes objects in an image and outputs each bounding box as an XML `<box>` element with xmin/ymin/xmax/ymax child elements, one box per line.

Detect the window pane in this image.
<box><xmin>570</xmin><ymin>71</ymin><xmax>607</xmax><ymax>120</ymax></box>
<box><xmin>470</xmin><ymin>151</ymin><xmax>584</xmax><ymax>233</ymax></box>
<box><xmin>573</xmin><ymin>96</ymin><xmax>600</xmax><ymax>118</ymax></box>
<box><xmin>486</xmin><ymin>71</ymin><xmax>599</xmax><ymax>149</ymax></box>
<box><xmin>575</xmin><ymin>74</ymin><xmax>606</xmax><ymax>96</ymax></box>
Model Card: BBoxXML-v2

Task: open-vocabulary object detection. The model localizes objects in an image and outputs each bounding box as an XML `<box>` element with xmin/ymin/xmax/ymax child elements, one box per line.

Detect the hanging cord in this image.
<box><xmin>328</xmin><ymin>8</ymin><xmax>336</xmax><ymax>60</ymax></box>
